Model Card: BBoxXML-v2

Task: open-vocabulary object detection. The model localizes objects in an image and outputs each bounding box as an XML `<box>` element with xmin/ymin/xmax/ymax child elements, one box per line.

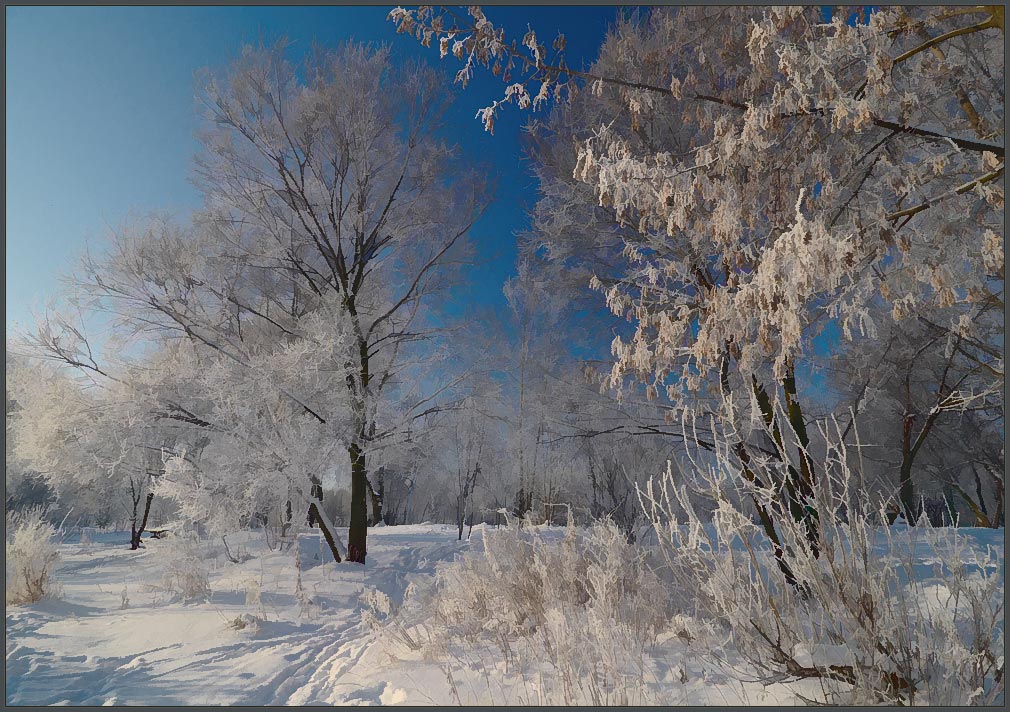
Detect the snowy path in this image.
<box><xmin>6</xmin><ymin>525</ymin><xmax>471</xmax><ymax>706</ymax></box>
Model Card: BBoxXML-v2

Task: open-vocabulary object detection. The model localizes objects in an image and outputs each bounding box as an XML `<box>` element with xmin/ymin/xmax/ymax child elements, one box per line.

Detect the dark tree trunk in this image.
<box><xmin>897</xmin><ymin>383</ymin><xmax>943</xmax><ymax>526</ymax></box>
<box><xmin>974</xmin><ymin>466</ymin><xmax>990</xmax><ymax>518</ymax></box>
<box><xmin>735</xmin><ymin>443</ymin><xmax>802</xmax><ymax>589</ymax></box>
<box><xmin>281</xmin><ymin>499</ymin><xmax>293</xmax><ymax>539</ymax></box>
<box><xmin>130</xmin><ymin>493</ymin><xmax>154</xmax><ymax>550</ymax></box>
<box><xmin>306</xmin><ymin>475</ymin><xmax>324</xmax><ymax>527</ymax></box>
<box><xmin>782</xmin><ymin>367</ymin><xmax>815</xmax><ymax>490</ymax></box>
<box><xmin>752</xmin><ymin>375</ymin><xmax>820</xmax><ymax>557</ymax></box>
<box><xmin>347</xmin><ymin>442</ymin><xmax>368</xmax><ymax>563</ymax></box>
<box><xmin>367</xmin><ymin>476</ymin><xmax>383</xmax><ymax>526</ymax></box>
<box><xmin>991</xmin><ymin>473</ymin><xmax>1005</xmax><ymax>528</ymax></box>
<box><xmin>898</xmin><ymin>459</ymin><xmax>918</xmax><ymax>524</ymax></box>
<box><xmin>307</xmin><ymin>501</ymin><xmax>342</xmax><ymax>563</ymax></box>
<box><xmin>899</xmin><ymin>413</ymin><xmax>918</xmax><ymax>524</ymax></box>
<box><xmin>512</xmin><ymin>487</ymin><xmax>533</xmax><ymax>520</ymax></box>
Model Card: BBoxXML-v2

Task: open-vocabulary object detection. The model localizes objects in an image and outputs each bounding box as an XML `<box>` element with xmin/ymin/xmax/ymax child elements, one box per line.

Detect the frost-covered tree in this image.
<box><xmin>5</xmin><ymin>351</ymin><xmax>58</xmax><ymax>516</ymax></box>
<box><xmin>502</xmin><ymin>261</ymin><xmax>569</xmax><ymax>516</ymax></box>
<box><xmin>191</xmin><ymin>41</ymin><xmax>488</xmax><ymax>562</ymax></box>
<box><xmin>33</xmin><ymin>42</ymin><xmax>489</xmax><ymax>563</ymax></box>
<box><xmin>445</xmin><ymin>402</ymin><xmax>487</xmax><ymax>539</ymax></box>
<box><xmin>827</xmin><ymin>304</ymin><xmax>1003</xmax><ymax>523</ymax></box>
<box><xmin>40</xmin><ymin>218</ymin><xmax>358</xmax><ymax>557</ymax></box>
<box><xmin>148</xmin><ymin>314</ymin><xmax>355</xmax><ymax>543</ymax></box>
<box><xmin>6</xmin><ymin>350</ymin><xmax>177</xmax><ymax>548</ymax></box>
<box><xmin>393</xmin><ymin>6</ymin><xmax>1004</xmax><ymax>539</ymax></box>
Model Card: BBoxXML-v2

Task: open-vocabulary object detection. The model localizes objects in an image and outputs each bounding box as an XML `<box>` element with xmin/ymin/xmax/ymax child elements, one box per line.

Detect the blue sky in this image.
<box><xmin>5</xmin><ymin>6</ymin><xmax>619</xmax><ymax>331</ymax></box>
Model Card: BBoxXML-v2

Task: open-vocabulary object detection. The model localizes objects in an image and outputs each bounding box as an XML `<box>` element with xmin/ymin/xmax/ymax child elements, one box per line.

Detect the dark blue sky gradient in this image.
<box><xmin>6</xmin><ymin>6</ymin><xmax>620</xmax><ymax>330</ymax></box>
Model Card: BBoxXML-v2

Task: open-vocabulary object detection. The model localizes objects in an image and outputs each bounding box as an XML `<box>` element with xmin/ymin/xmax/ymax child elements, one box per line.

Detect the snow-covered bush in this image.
<box><xmin>642</xmin><ymin>407</ymin><xmax>1005</xmax><ymax>705</ymax></box>
<box><xmin>376</xmin><ymin>516</ymin><xmax>674</xmax><ymax>703</ymax></box>
<box><xmin>154</xmin><ymin>531</ymin><xmax>212</xmax><ymax>601</ymax></box>
<box><xmin>5</xmin><ymin>507</ymin><xmax>62</xmax><ymax>605</ymax></box>
<box><xmin>241</xmin><ymin>569</ymin><xmax>268</xmax><ymax>621</ymax></box>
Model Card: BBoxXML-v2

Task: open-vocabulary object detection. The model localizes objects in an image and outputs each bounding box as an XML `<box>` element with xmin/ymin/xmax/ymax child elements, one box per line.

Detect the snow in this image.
<box><xmin>296</xmin><ymin>532</ymin><xmax>338</xmax><ymax>569</ymax></box>
<box><xmin>6</xmin><ymin>524</ymin><xmax>1004</xmax><ymax>705</ymax></box>
<box><xmin>5</xmin><ymin>526</ymin><xmax>463</xmax><ymax>706</ymax></box>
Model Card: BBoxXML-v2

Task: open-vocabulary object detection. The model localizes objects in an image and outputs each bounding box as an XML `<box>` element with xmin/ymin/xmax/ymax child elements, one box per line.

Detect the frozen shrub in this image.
<box><xmin>155</xmin><ymin>531</ymin><xmax>212</xmax><ymax>601</ymax></box>
<box><xmin>5</xmin><ymin>507</ymin><xmax>62</xmax><ymax>606</ymax></box>
<box><xmin>363</xmin><ymin>588</ymin><xmax>422</xmax><ymax>651</ymax></box>
<box><xmin>243</xmin><ymin>577</ymin><xmax>262</xmax><ymax>608</ymax></box>
<box><xmin>380</xmin><ymin>515</ymin><xmax>675</xmax><ymax>704</ymax></box>
<box><xmin>641</xmin><ymin>404</ymin><xmax>1005</xmax><ymax>705</ymax></box>
<box><xmin>241</xmin><ymin>568</ymin><xmax>268</xmax><ymax>620</ymax></box>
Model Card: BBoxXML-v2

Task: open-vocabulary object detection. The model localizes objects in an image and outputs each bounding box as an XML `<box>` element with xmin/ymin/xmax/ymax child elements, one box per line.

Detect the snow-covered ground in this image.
<box><xmin>6</xmin><ymin>525</ymin><xmax>466</xmax><ymax>705</ymax></box>
<box><xmin>6</xmin><ymin>523</ymin><xmax>1004</xmax><ymax>705</ymax></box>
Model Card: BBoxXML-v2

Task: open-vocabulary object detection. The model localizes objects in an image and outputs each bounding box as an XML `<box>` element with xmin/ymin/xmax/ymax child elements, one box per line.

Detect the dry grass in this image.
<box><xmin>369</xmin><ymin>516</ymin><xmax>677</xmax><ymax>704</ymax></box>
<box><xmin>6</xmin><ymin>507</ymin><xmax>62</xmax><ymax>606</ymax></box>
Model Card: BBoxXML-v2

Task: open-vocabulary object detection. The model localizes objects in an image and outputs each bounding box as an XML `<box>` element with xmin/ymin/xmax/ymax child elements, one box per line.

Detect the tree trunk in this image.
<box><xmin>307</xmin><ymin>501</ymin><xmax>343</xmax><ymax>563</ymax></box>
<box><xmin>367</xmin><ymin>476</ymin><xmax>383</xmax><ymax>526</ymax></box>
<box><xmin>281</xmin><ymin>499</ymin><xmax>293</xmax><ymax>540</ymax></box>
<box><xmin>752</xmin><ymin>375</ymin><xmax>820</xmax><ymax>556</ymax></box>
<box><xmin>130</xmin><ymin>493</ymin><xmax>154</xmax><ymax>550</ymax></box>
<box><xmin>782</xmin><ymin>365</ymin><xmax>816</xmax><ymax>491</ymax></box>
<box><xmin>973</xmin><ymin>466</ymin><xmax>990</xmax><ymax>518</ymax></box>
<box><xmin>991</xmin><ymin>473</ymin><xmax>1005</xmax><ymax>528</ymax></box>
<box><xmin>899</xmin><ymin>413</ymin><xmax>918</xmax><ymax>524</ymax></box>
<box><xmin>306</xmin><ymin>475</ymin><xmax>324</xmax><ymax>527</ymax></box>
<box><xmin>898</xmin><ymin>456</ymin><xmax>916</xmax><ymax>524</ymax></box>
<box><xmin>735</xmin><ymin>442</ymin><xmax>802</xmax><ymax>589</ymax></box>
<box><xmin>347</xmin><ymin>442</ymin><xmax>368</xmax><ymax>563</ymax></box>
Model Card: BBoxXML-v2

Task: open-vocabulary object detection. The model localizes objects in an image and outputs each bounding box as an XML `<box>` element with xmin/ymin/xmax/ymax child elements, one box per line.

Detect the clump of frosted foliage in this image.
<box><xmin>375</xmin><ymin>515</ymin><xmax>676</xmax><ymax>704</ymax></box>
<box><xmin>6</xmin><ymin>507</ymin><xmax>62</xmax><ymax>606</ymax></box>
<box><xmin>156</xmin><ymin>531</ymin><xmax>213</xmax><ymax>601</ymax></box>
<box><xmin>641</xmin><ymin>408</ymin><xmax>1005</xmax><ymax>705</ymax></box>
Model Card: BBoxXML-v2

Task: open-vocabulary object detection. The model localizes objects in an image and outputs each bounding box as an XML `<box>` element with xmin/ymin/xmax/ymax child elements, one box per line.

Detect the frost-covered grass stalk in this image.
<box><xmin>640</xmin><ymin>403</ymin><xmax>1004</xmax><ymax>705</ymax></box>
<box><xmin>369</xmin><ymin>514</ymin><xmax>675</xmax><ymax>704</ymax></box>
<box><xmin>79</xmin><ymin>526</ymin><xmax>93</xmax><ymax>553</ymax></box>
<box><xmin>5</xmin><ymin>507</ymin><xmax>62</xmax><ymax>606</ymax></box>
<box><xmin>153</xmin><ymin>531</ymin><xmax>213</xmax><ymax>602</ymax></box>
